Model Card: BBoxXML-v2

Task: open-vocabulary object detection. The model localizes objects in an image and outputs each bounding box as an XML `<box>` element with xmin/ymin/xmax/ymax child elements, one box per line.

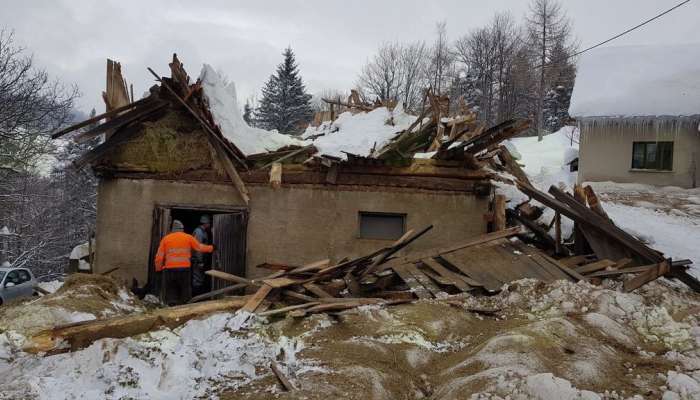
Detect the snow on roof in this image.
<box><xmin>199</xmin><ymin>65</ymin><xmax>306</xmax><ymax>155</ymax></box>
<box><xmin>569</xmin><ymin>44</ymin><xmax>700</xmax><ymax>118</ymax></box>
<box><xmin>303</xmin><ymin>106</ymin><xmax>418</xmax><ymax>158</ymax></box>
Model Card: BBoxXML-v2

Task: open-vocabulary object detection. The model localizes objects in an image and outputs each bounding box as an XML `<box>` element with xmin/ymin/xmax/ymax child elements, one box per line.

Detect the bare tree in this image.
<box><xmin>526</xmin><ymin>0</ymin><xmax>573</xmax><ymax>140</ymax></box>
<box><xmin>399</xmin><ymin>41</ymin><xmax>429</xmax><ymax>112</ymax></box>
<box><xmin>357</xmin><ymin>42</ymin><xmax>404</xmax><ymax>103</ymax></box>
<box><xmin>0</xmin><ymin>29</ymin><xmax>78</xmax><ymax>170</ymax></box>
<box><xmin>454</xmin><ymin>13</ymin><xmax>521</xmax><ymax>124</ymax></box>
<box><xmin>428</xmin><ymin>21</ymin><xmax>454</xmax><ymax>95</ymax></box>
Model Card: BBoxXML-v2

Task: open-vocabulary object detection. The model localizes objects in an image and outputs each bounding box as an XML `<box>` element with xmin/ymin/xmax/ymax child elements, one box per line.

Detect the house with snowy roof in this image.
<box><xmin>54</xmin><ymin>56</ymin><xmax>521</xmax><ymax>295</ymax></box>
<box><xmin>569</xmin><ymin>44</ymin><xmax>700</xmax><ymax>188</ymax></box>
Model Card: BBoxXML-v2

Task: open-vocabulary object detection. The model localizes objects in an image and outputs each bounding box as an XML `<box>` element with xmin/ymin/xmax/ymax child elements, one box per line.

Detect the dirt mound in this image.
<box><xmin>224</xmin><ymin>279</ymin><xmax>700</xmax><ymax>399</ymax></box>
<box><xmin>0</xmin><ymin>273</ymin><xmax>146</xmax><ymax>336</ymax></box>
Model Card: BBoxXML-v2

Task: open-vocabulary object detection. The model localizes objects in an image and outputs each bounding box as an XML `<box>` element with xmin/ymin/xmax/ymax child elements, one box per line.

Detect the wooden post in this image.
<box><xmin>269</xmin><ymin>163</ymin><xmax>282</xmax><ymax>189</ymax></box>
<box><xmin>572</xmin><ymin>184</ymin><xmax>589</xmax><ymax>254</ymax></box>
<box><xmin>494</xmin><ymin>194</ymin><xmax>506</xmax><ymax>231</ymax></box>
<box><xmin>554</xmin><ymin>211</ymin><xmax>563</xmax><ymax>255</ymax></box>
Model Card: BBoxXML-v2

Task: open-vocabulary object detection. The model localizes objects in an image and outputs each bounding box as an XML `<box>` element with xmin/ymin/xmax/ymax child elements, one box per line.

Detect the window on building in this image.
<box><xmin>359</xmin><ymin>212</ymin><xmax>406</xmax><ymax>240</ymax></box>
<box><xmin>631</xmin><ymin>141</ymin><xmax>673</xmax><ymax>171</ymax></box>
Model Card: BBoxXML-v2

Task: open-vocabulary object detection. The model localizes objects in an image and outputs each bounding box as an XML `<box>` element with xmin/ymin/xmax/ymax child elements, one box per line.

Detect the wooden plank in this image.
<box><xmin>490</xmin><ymin>244</ymin><xmax>555</xmax><ymax>282</ymax></box>
<box><xmin>302</xmin><ymin>283</ymin><xmax>334</xmax><ymax>298</ymax></box>
<box><xmin>405</xmin><ymin>264</ymin><xmax>442</xmax><ymax>297</ymax></box>
<box><xmin>405</xmin><ymin>227</ymin><xmax>521</xmax><ymax>262</ymax></box>
<box><xmin>262</xmin><ymin>277</ymin><xmax>305</xmax><ymax>289</ymax></box>
<box><xmin>539</xmin><ymin>254</ymin><xmax>587</xmax><ymax>282</ymax></box>
<box><xmin>493</xmin><ymin>194</ymin><xmax>506</xmax><ymax>231</ymax></box>
<box><xmin>440</xmin><ymin>253</ymin><xmax>504</xmax><ymax>292</ymax></box>
<box><xmin>241</xmin><ymin>284</ymin><xmax>273</xmax><ymax>313</ymax></box>
<box><xmin>188</xmin><ymin>283</ymin><xmax>248</xmax><ymax>303</ymax></box>
<box><xmin>420</xmin><ymin>258</ymin><xmax>476</xmax><ymax>291</ymax></box>
<box><xmin>548</xmin><ymin>186</ymin><xmax>664</xmax><ymax>264</ymax></box>
<box><xmin>528</xmin><ymin>253</ymin><xmax>576</xmax><ymax>281</ymax></box>
<box><xmin>271</xmin><ymin>361</ymin><xmax>295</xmax><ymax>391</ymax></box>
<box><xmin>624</xmin><ymin>260</ymin><xmax>671</xmax><ymax>292</ymax></box>
<box><xmin>506</xmin><ymin>209</ymin><xmax>558</xmax><ymax>250</ymax></box>
<box><xmin>392</xmin><ymin>264</ymin><xmax>431</xmax><ymax>299</ymax></box>
<box><xmin>559</xmin><ymin>255</ymin><xmax>592</xmax><ymax>268</ymax></box>
<box><xmin>205</xmin><ymin>269</ymin><xmax>253</xmax><ymax>285</ymax></box>
<box><xmin>51</xmin><ymin>97</ymin><xmax>152</xmax><ymax>139</ymax></box>
<box><xmin>574</xmin><ymin>259</ymin><xmax>616</xmax><ymax>275</ymax></box>
<box><xmin>583</xmin><ymin>185</ymin><xmax>610</xmax><ymax>220</ymax></box>
<box><xmin>586</xmin><ymin>264</ymin><xmax>655</xmax><ymax>278</ymax></box>
<box><xmin>288</xmin><ymin>259</ymin><xmax>331</xmax><ymax>274</ymax></box>
<box><xmin>258</xmin><ymin>302</ymin><xmax>320</xmax><ymax>317</ymax></box>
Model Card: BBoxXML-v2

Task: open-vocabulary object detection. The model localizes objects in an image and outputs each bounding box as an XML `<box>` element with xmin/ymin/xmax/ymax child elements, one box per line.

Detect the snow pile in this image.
<box><xmin>569</xmin><ymin>44</ymin><xmax>700</xmax><ymax>117</ymax></box>
<box><xmin>0</xmin><ymin>274</ymin><xmax>144</xmax><ymax>336</ymax></box>
<box><xmin>69</xmin><ymin>241</ymin><xmax>91</xmax><ymax>271</ymax></box>
<box><xmin>0</xmin><ymin>311</ymin><xmax>320</xmax><ymax>399</ymax></box>
<box><xmin>199</xmin><ymin>64</ymin><xmax>306</xmax><ymax>155</ymax></box>
<box><xmin>508</xmin><ymin>126</ymin><xmax>579</xmax><ymax>192</ymax></box>
<box><xmin>36</xmin><ymin>280</ymin><xmax>63</xmax><ymax>294</ymax></box>
<box><xmin>302</xmin><ymin>106</ymin><xmax>418</xmax><ymax>158</ymax></box>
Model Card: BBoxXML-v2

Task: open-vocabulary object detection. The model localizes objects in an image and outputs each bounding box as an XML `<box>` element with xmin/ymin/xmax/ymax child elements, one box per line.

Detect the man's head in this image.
<box><xmin>199</xmin><ymin>215</ymin><xmax>211</xmax><ymax>229</ymax></box>
<box><xmin>171</xmin><ymin>220</ymin><xmax>184</xmax><ymax>232</ymax></box>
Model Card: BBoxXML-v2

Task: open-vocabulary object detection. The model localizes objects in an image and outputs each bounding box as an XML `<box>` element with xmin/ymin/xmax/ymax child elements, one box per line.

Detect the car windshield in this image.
<box><xmin>0</xmin><ymin>271</ymin><xmax>5</xmax><ymax>282</ymax></box>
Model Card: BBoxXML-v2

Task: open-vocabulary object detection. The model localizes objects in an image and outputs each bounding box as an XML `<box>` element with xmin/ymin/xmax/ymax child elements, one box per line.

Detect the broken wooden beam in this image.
<box><xmin>25</xmin><ymin>296</ymin><xmax>249</xmax><ymax>354</ymax></box>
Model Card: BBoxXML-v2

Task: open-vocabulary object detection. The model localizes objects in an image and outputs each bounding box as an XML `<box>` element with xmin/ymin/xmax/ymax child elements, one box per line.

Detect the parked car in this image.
<box><xmin>0</xmin><ymin>267</ymin><xmax>37</xmax><ymax>305</ymax></box>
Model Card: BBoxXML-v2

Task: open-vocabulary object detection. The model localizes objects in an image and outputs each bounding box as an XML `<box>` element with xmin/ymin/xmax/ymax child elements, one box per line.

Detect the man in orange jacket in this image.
<box><xmin>155</xmin><ymin>219</ymin><xmax>214</xmax><ymax>305</ymax></box>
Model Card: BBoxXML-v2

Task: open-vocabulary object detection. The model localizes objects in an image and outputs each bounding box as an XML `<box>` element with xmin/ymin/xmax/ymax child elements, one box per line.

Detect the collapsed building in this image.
<box><xmin>33</xmin><ymin>54</ymin><xmax>700</xmax><ymax>357</ymax></box>
<box><xmin>53</xmin><ymin>56</ymin><xmax>518</xmax><ymax>295</ymax></box>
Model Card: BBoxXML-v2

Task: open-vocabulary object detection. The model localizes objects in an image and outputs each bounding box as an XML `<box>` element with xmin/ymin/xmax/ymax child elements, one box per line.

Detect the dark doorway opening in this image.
<box><xmin>147</xmin><ymin>204</ymin><xmax>248</xmax><ymax>301</ymax></box>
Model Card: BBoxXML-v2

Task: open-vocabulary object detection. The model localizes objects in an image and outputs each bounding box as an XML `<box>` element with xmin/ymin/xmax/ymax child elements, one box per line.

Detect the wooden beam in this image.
<box><xmin>205</xmin><ymin>269</ymin><xmax>253</xmax><ymax>285</ymax></box>
<box><xmin>493</xmin><ymin>194</ymin><xmax>506</xmax><ymax>232</ymax></box>
<box><xmin>574</xmin><ymin>259</ymin><xmax>616</xmax><ymax>274</ymax></box>
<box><xmin>269</xmin><ymin>162</ymin><xmax>282</xmax><ymax>189</ymax></box>
<box><xmin>241</xmin><ymin>284</ymin><xmax>273</xmax><ymax>313</ymax></box>
<box><xmin>51</xmin><ymin>97</ymin><xmax>152</xmax><ymax>139</ymax></box>
<box><xmin>25</xmin><ymin>296</ymin><xmax>249</xmax><ymax>354</ymax></box>
<box><xmin>624</xmin><ymin>260</ymin><xmax>671</xmax><ymax>292</ymax></box>
<box><xmin>188</xmin><ymin>283</ymin><xmax>248</xmax><ymax>303</ymax></box>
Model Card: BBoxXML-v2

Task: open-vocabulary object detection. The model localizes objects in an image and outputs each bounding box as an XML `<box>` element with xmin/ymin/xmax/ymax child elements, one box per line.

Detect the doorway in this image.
<box><xmin>147</xmin><ymin>204</ymin><xmax>248</xmax><ymax>298</ymax></box>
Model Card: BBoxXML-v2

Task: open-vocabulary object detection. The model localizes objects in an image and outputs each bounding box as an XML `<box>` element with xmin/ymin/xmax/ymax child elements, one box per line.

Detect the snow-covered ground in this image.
<box><xmin>509</xmin><ymin>127</ymin><xmax>700</xmax><ymax>278</ymax></box>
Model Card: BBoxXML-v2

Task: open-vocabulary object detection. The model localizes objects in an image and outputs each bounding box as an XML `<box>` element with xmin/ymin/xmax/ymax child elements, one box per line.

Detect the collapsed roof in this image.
<box><xmin>52</xmin><ymin>54</ymin><xmax>532</xmax><ymax>203</ymax></box>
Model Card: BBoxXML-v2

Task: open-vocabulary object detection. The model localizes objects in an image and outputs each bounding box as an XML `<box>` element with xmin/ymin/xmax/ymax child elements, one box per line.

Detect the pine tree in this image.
<box><xmin>243</xmin><ymin>101</ymin><xmax>254</xmax><ymax>127</ymax></box>
<box><xmin>255</xmin><ymin>47</ymin><xmax>313</xmax><ymax>135</ymax></box>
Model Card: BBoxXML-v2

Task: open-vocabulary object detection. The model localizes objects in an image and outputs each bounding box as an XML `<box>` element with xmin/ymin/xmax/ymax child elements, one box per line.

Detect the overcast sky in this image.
<box><xmin>2</xmin><ymin>0</ymin><xmax>698</xmax><ymax>113</ymax></box>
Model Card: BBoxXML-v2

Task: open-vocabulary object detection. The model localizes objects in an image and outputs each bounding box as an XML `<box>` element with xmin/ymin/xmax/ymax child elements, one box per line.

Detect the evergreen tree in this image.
<box><xmin>255</xmin><ymin>47</ymin><xmax>313</xmax><ymax>135</ymax></box>
<box><xmin>243</xmin><ymin>101</ymin><xmax>254</xmax><ymax>127</ymax></box>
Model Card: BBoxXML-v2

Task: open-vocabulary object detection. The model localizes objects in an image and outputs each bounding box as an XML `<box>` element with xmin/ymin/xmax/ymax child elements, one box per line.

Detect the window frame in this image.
<box><xmin>357</xmin><ymin>211</ymin><xmax>407</xmax><ymax>241</ymax></box>
<box><xmin>631</xmin><ymin>141</ymin><xmax>673</xmax><ymax>171</ymax></box>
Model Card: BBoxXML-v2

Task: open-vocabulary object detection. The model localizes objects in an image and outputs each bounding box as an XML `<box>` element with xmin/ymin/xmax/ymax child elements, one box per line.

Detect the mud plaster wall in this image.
<box><xmin>578</xmin><ymin>123</ymin><xmax>700</xmax><ymax>188</ymax></box>
<box><xmin>94</xmin><ymin>179</ymin><xmax>489</xmax><ymax>283</ymax></box>
<box><xmin>94</xmin><ymin>178</ymin><xmax>245</xmax><ymax>285</ymax></box>
<box><xmin>245</xmin><ymin>184</ymin><xmax>489</xmax><ymax>279</ymax></box>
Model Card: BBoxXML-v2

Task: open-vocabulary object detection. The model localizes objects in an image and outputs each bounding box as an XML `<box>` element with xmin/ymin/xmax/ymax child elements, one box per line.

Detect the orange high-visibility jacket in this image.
<box><xmin>154</xmin><ymin>232</ymin><xmax>214</xmax><ymax>272</ymax></box>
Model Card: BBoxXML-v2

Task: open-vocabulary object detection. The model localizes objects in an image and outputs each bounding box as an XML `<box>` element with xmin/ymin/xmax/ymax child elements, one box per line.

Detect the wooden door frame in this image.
<box><xmin>147</xmin><ymin>203</ymin><xmax>249</xmax><ymax>294</ymax></box>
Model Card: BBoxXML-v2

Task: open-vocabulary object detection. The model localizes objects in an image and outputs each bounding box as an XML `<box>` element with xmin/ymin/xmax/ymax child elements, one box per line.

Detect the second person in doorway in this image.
<box><xmin>192</xmin><ymin>215</ymin><xmax>212</xmax><ymax>296</ymax></box>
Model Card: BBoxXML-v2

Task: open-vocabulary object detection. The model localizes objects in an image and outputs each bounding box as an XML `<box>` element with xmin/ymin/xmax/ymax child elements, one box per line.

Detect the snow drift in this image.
<box><xmin>302</xmin><ymin>106</ymin><xmax>418</xmax><ymax>158</ymax></box>
<box><xmin>199</xmin><ymin>65</ymin><xmax>306</xmax><ymax>155</ymax></box>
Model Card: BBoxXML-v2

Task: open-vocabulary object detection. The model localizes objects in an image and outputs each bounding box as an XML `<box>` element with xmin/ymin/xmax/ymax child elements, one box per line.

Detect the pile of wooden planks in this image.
<box><xmin>190</xmin><ymin>225</ymin><xmax>589</xmax><ymax>319</ymax></box>
<box><xmin>505</xmin><ymin>178</ymin><xmax>700</xmax><ymax>293</ymax></box>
